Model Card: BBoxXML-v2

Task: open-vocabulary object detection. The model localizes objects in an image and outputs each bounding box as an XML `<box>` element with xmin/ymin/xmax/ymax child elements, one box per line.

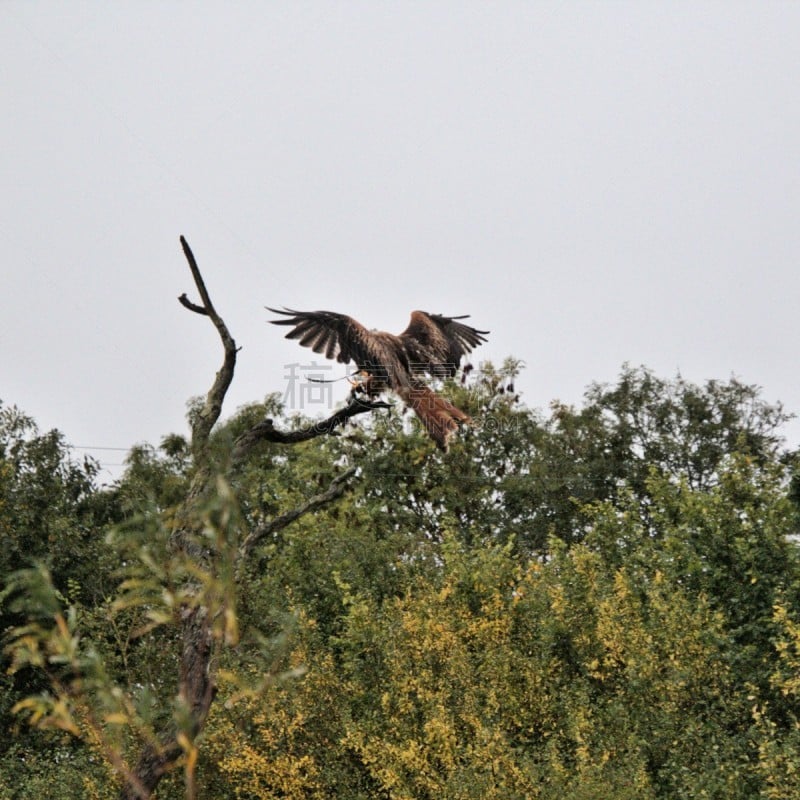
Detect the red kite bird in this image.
<box><xmin>267</xmin><ymin>308</ymin><xmax>489</xmax><ymax>450</ymax></box>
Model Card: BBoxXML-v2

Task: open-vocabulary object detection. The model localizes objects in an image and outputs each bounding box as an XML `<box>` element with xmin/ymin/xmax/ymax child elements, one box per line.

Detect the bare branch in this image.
<box><xmin>178</xmin><ymin>292</ymin><xmax>208</xmax><ymax>315</ymax></box>
<box><xmin>232</xmin><ymin>396</ymin><xmax>392</xmax><ymax>463</ymax></box>
<box><xmin>239</xmin><ymin>467</ymin><xmax>357</xmax><ymax>560</ymax></box>
<box><xmin>179</xmin><ymin>236</ymin><xmax>217</xmax><ymax>316</ymax></box>
<box><xmin>178</xmin><ymin>236</ymin><xmax>237</xmax><ymax>446</ymax></box>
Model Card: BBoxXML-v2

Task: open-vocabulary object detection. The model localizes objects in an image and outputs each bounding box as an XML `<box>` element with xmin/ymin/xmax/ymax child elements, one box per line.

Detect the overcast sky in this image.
<box><xmin>3</xmin><ymin>3</ymin><xmax>799</xmax><ymax>481</ymax></box>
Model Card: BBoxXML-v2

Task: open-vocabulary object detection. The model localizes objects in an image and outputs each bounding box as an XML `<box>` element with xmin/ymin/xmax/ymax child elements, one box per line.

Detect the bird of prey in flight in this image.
<box><xmin>267</xmin><ymin>308</ymin><xmax>489</xmax><ymax>450</ymax></box>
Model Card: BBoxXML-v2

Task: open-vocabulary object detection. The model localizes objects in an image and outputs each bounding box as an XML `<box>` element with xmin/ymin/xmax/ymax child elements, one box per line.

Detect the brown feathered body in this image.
<box><xmin>267</xmin><ymin>308</ymin><xmax>489</xmax><ymax>450</ymax></box>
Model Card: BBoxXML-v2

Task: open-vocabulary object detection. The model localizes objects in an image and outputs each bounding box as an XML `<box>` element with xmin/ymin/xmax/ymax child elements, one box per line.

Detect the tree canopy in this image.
<box><xmin>2</xmin><ymin>245</ymin><xmax>799</xmax><ymax>799</ymax></box>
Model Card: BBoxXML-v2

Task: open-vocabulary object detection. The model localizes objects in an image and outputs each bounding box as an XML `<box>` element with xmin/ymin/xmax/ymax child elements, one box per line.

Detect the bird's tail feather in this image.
<box><xmin>404</xmin><ymin>385</ymin><xmax>470</xmax><ymax>451</ymax></box>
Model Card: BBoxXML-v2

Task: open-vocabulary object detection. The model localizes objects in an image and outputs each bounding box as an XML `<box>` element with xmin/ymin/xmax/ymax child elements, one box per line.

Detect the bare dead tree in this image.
<box><xmin>120</xmin><ymin>237</ymin><xmax>385</xmax><ymax>799</ymax></box>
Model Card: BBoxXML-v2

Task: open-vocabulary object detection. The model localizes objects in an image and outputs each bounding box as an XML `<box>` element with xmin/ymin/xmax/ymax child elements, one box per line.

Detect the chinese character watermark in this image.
<box><xmin>280</xmin><ymin>361</ymin><xmax>338</xmax><ymax>409</ymax></box>
<box><xmin>279</xmin><ymin>360</ymin><xmax>512</xmax><ymax>411</ymax></box>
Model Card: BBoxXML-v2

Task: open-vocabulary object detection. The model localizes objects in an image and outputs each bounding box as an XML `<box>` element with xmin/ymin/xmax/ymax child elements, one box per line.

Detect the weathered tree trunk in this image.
<box><xmin>119</xmin><ymin>237</ymin><xmax>381</xmax><ymax>799</ymax></box>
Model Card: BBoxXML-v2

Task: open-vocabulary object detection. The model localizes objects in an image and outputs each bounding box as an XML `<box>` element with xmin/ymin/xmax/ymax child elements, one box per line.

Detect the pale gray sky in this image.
<box><xmin>3</xmin><ymin>3</ymin><xmax>799</xmax><ymax>480</ymax></box>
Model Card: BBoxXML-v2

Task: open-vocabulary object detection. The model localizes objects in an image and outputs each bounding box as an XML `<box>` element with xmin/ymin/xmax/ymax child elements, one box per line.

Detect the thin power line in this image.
<box><xmin>72</xmin><ymin>445</ymin><xmax>130</xmax><ymax>452</ymax></box>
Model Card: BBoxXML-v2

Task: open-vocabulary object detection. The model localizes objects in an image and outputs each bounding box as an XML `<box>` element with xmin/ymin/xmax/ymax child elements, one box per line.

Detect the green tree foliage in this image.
<box><xmin>0</xmin><ymin>402</ymin><xmax>117</xmax><ymax>601</ymax></box>
<box><xmin>2</xmin><ymin>364</ymin><xmax>800</xmax><ymax>798</ymax></box>
<box><xmin>0</xmin><ymin>402</ymin><xmax>122</xmax><ymax>796</ymax></box>
<box><xmin>753</xmin><ymin>601</ymin><xmax>800</xmax><ymax>798</ymax></box>
<box><xmin>204</xmin><ymin>460</ymin><xmax>796</xmax><ymax>798</ymax></box>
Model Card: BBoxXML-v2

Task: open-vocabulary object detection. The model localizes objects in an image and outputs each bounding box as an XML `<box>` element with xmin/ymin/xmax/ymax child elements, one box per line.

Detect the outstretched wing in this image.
<box><xmin>266</xmin><ymin>307</ymin><xmax>377</xmax><ymax>367</ymax></box>
<box><xmin>400</xmin><ymin>311</ymin><xmax>489</xmax><ymax>377</ymax></box>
